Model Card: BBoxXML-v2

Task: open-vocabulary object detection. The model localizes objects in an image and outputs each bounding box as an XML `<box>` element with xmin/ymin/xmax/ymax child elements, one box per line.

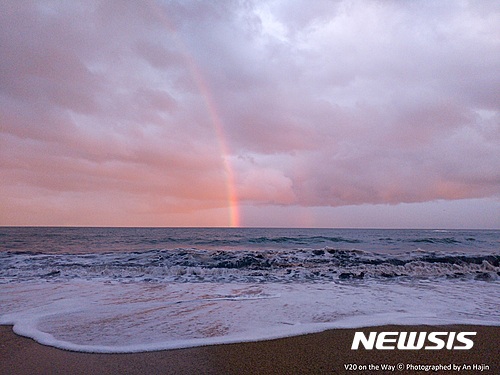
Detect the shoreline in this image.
<box><xmin>1</xmin><ymin>324</ymin><xmax>498</xmax><ymax>374</ymax></box>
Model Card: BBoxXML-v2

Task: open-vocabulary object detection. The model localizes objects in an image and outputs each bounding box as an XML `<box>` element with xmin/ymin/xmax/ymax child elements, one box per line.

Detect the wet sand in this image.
<box><xmin>1</xmin><ymin>325</ymin><xmax>498</xmax><ymax>374</ymax></box>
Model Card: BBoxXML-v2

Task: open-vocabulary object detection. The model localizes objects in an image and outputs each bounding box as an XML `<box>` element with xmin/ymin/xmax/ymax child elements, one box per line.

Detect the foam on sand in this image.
<box><xmin>1</xmin><ymin>279</ymin><xmax>498</xmax><ymax>353</ymax></box>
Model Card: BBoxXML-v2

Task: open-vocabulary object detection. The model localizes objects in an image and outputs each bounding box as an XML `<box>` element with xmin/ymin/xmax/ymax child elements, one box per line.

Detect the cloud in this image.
<box><xmin>0</xmin><ymin>0</ymin><xmax>498</xmax><ymax>226</ymax></box>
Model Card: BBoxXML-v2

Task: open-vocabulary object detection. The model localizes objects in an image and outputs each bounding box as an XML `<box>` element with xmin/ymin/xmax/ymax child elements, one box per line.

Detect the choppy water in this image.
<box><xmin>1</xmin><ymin>227</ymin><xmax>499</xmax><ymax>352</ymax></box>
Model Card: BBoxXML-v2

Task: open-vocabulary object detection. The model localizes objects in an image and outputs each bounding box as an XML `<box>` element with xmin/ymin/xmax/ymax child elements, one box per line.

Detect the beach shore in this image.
<box><xmin>1</xmin><ymin>324</ymin><xmax>498</xmax><ymax>374</ymax></box>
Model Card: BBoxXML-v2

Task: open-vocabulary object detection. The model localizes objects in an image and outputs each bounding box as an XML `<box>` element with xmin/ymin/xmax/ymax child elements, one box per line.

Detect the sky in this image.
<box><xmin>0</xmin><ymin>0</ymin><xmax>499</xmax><ymax>228</ymax></box>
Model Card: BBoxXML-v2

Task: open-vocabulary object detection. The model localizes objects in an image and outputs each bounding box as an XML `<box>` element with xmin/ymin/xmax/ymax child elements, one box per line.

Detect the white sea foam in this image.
<box><xmin>2</xmin><ymin>248</ymin><xmax>498</xmax><ymax>283</ymax></box>
<box><xmin>1</xmin><ymin>279</ymin><xmax>499</xmax><ymax>353</ymax></box>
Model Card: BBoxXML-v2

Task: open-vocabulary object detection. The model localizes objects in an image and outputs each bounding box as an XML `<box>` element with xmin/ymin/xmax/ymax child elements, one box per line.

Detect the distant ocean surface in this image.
<box><xmin>1</xmin><ymin>227</ymin><xmax>499</xmax><ymax>353</ymax></box>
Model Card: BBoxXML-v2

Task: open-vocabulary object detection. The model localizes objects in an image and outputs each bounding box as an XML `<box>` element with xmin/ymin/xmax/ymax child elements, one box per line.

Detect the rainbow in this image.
<box><xmin>187</xmin><ymin>61</ymin><xmax>241</xmax><ymax>227</ymax></box>
<box><xmin>147</xmin><ymin>3</ymin><xmax>240</xmax><ymax>227</ymax></box>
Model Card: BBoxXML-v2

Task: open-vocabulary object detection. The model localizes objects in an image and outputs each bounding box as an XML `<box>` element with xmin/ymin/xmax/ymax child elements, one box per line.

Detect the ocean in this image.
<box><xmin>1</xmin><ymin>227</ymin><xmax>499</xmax><ymax>353</ymax></box>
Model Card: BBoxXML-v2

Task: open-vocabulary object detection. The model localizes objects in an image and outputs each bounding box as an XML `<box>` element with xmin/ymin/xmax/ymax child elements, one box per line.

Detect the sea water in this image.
<box><xmin>0</xmin><ymin>227</ymin><xmax>499</xmax><ymax>353</ymax></box>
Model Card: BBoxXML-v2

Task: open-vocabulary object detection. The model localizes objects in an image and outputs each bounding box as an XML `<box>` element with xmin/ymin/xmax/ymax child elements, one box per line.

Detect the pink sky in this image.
<box><xmin>1</xmin><ymin>0</ymin><xmax>499</xmax><ymax>228</ymax></box>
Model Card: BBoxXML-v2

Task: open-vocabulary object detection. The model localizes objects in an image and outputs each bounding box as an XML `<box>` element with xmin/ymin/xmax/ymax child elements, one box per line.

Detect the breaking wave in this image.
<box><xmin>1</xmin><ymin>247</ymin><xmax>498</xmax><ymax>284</ymax></box>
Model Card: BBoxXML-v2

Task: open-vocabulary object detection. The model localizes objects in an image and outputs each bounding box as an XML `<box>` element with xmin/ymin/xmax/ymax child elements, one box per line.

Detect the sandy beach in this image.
<box><xmin>1</xmin><ymin>324</ymin><xmax>498</xmax><ymax>374</ymax></box>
